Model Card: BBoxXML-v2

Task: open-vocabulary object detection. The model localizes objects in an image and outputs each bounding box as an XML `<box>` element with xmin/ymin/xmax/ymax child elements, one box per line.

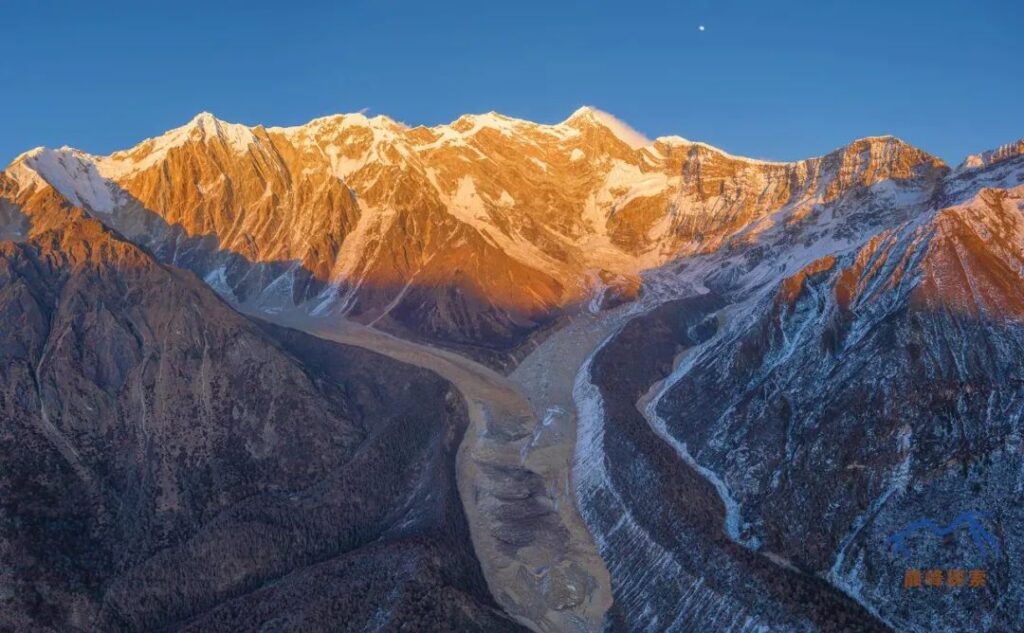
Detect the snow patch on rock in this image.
<box><xmin>13</xmin><ymin>147</ymin><xmax>120</xmax><ymax>213</ymax></box>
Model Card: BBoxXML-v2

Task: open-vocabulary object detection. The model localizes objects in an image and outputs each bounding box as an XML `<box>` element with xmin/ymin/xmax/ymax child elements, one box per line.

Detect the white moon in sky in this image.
<box><xmin>699</xmin><ymin>25</ymin><xmax>705</xmax><ymax>31</ymax></box>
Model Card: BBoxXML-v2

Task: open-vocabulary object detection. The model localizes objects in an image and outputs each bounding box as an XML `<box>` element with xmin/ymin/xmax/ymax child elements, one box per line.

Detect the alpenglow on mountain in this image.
<box><xmin>1</xmin><ymin>108</ymin><xmax>1022</xmax><ymax>633</ymax></box>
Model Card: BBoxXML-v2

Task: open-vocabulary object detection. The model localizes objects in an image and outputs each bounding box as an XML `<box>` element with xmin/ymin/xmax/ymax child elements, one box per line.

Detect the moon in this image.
<box><xmin>699</xmin><ymin>25</ymin><xmax>705</xmax><ymax>32</ymax></box>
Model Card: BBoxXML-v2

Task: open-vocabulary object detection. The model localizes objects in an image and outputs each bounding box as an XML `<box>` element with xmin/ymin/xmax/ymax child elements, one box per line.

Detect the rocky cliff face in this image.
<box><xmin>577</xmin><ymin>151</ymin><xmax>1024</xmax><ymax>631</ymax></box>
<box><xmin>0</xmin><ymin>206</ymin><xmax>524</xmax><ymax>632</ymax></box>
<box><xmin>1</xmin><ymin>110</ymin><xmax>947</xmax><ymax>368</ymax></box>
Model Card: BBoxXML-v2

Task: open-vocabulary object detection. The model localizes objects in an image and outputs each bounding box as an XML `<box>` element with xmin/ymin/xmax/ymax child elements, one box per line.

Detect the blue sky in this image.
<box><xmin>2</xmin><ymin>0</ymin><xmax>1020</xmax><ymax>165</ymax></box>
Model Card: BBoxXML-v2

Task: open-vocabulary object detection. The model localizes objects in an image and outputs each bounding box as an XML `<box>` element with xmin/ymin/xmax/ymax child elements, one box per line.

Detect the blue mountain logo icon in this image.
<box><xmin>888</xmin><ymin>511</ymin><xmax>1000</xmax><ymax>559</ymax></box>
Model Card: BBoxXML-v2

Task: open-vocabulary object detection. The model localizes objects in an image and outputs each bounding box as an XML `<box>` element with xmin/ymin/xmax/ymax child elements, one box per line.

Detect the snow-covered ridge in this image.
<box><xmin>654</xmin><ymin>135</ymin><xmax>791</xmax><ymax>166</ymax></box>
<box><xmin>958</xmin><ymin>137</ymin><xmax>1024</xmax><ymax>172</ymax></box>
<box><xmin>7</xmin><ymin>147</ymin><xmax>120</xmax><ymax>213</ymax></box>
<box><xmin>267</xmin><ymin>111</ymin><xmax>408</xmax><ymax>135</ymax></box>
<box><xmin>4</xmin><ymin>107</ymin><xmax>960</xmax><ymax>178</ymax></box>
<box><xmin>564</xmin><ymin>106</ymin><xmax>652</xmax><ymax>149</ymax></box>
<box><xmin>96</xmin><ymin>112</ymin><xmax>259</xmax><ymax>178</ymax></box>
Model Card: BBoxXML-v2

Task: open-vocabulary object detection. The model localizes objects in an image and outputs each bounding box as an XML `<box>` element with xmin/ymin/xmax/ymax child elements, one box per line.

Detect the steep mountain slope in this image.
<box><xmin>575</xmin><ymin>150</ymin><xmax>1024</xmax><ymax>631</ymax></box>
<box><xmin>3</xmin><ymin>108</ymin><xmax>1023</xmax><ymax>633</ymax></box>
<box><xmin>0</xmin><ymin>203</ymin><xmax>524</xmax><ymax>632</ymax></box>
<box><xmin>1</xmin><ymin>110</ymin><xmax>946</xmax><ymax>368</ymax></box>
<box><xmin>580</xmin><ymin>293</ymin><xmax>890</xmax><ymax>632</ymax></box>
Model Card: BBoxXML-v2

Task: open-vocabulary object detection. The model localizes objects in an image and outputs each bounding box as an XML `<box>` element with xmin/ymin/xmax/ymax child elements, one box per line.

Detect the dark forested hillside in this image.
<box><xmin>0</xmin><ymin>212</ymin><xmax>524</xmax><ymax>632</ymax></box>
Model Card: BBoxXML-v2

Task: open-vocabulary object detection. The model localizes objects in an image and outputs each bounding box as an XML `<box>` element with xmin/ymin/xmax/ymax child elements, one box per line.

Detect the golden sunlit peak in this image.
<box><xmin>564</xmin><ymin>106</ymin><xmax>651</xmax><ymax>149</ymax></box>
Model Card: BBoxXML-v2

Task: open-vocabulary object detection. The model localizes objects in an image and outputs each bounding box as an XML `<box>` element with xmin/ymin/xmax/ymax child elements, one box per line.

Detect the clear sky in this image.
<box><xmin>3</xmin><ymin>0</ymin><xmax>1020</xmax><ymax>166</ymax></box>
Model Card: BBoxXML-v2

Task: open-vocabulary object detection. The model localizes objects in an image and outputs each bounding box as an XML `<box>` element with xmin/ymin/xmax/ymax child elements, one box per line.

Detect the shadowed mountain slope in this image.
<box><xmin>0</xmin><ymin>207</ymin><xmax>524</xmax><ymax>632</ymax></box>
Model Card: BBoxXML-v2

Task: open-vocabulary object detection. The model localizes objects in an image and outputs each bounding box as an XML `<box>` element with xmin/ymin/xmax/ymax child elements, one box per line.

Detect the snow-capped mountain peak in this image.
<box><xmin>1</xmin><ymin>108</ymin><xmax>1011</xmax><ymax>369</ymax></box>
<box><xmin>564</xmin><ymin>105</ymin><xmax>652</xmax><ymax>149</ymax></box>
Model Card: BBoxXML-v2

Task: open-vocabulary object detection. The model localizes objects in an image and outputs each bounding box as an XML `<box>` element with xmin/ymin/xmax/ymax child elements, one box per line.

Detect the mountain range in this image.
<box><xmin>1</xmin><ymin>108</ymin><xmax>1021</xmax><ymax>632</ymax></box>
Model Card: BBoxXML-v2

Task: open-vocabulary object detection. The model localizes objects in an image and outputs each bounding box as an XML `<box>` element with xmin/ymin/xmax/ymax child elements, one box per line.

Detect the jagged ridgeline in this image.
<box><xmin>1</xmin><ymin>109</ymin><xmax>1022</xmax><ymax>633</ymax></box>
<box><xmin>3</xmin><ymin>109</ymin><xmax>944</xmax><ymax>368</ymax></box>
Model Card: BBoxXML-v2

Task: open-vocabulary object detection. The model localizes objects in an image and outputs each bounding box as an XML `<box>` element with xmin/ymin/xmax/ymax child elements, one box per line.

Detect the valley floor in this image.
<box><xmin>261</xmin><ymin>310</ymin><xmax>620</xmax><ymax>633</ymax></box>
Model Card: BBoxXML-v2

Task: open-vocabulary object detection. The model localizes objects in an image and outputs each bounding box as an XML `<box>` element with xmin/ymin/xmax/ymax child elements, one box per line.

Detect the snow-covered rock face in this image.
<box><xmin>8</xmin><ymin>147</ymin><xmax>122</xmax><ymax>213</ymax></box>
<box><xmin>0</xmin><ymin>109</ymin><xmax>951</xmax><ymax>367</ymax></box>
<box><xmin>626</xmin><ymin>171</ymin><xmax>1024</xmax><ymax>631</ymax></box>
<box><xmin>957</xmin><ymin>137</ymin><xmax>1024</xmax><ymax>173</ymax></box>
<box><xmin>564</xmin><ymin>106</ymin><xmax>652</xmax><ymax>149</ymax></box>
